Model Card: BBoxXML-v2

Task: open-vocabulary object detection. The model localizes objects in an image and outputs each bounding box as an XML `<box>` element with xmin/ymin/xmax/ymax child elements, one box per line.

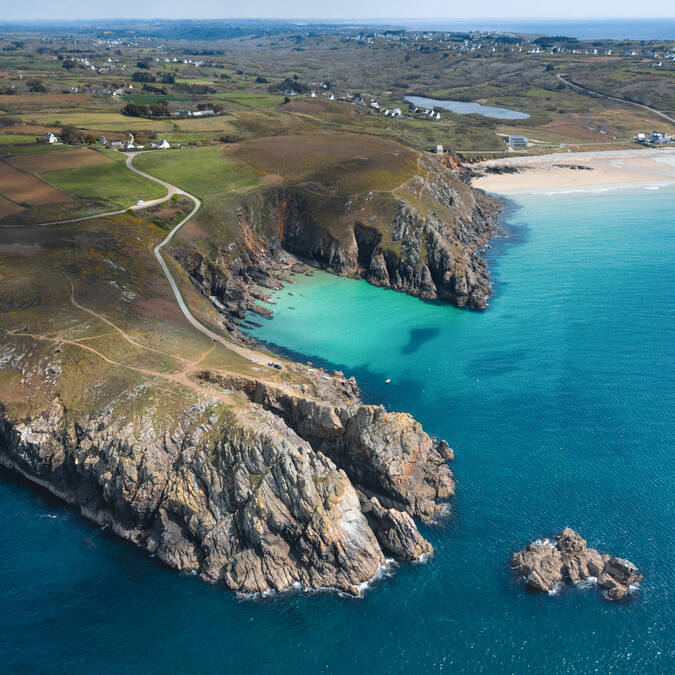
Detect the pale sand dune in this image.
<box><xmin>471</xmin><ymin>148</ymin><xmax>675</xmax><ymax>194</ymax></box>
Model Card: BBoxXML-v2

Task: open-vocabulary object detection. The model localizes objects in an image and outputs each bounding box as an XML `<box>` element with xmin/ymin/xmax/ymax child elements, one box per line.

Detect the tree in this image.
<box><xmin>60</xmin><ymin>126</ymin><xmax>85</xmax><ymax>145</ymax></box>
<box><xmin>27</xmin><ymin>80</ymin><xmax>46</xmax><ymax>93</ymax></box>
<box><xmin>62</xmin><ymin>59</ymin><xmax>76</xmax><ymax>70</ymax></box>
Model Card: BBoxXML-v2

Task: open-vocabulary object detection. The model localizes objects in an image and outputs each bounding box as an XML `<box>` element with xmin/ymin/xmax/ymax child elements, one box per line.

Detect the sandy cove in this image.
<box><xmin>470</xmin><ymin>148</ymin><xmax>675</xmax><ymax>194</ymax></box>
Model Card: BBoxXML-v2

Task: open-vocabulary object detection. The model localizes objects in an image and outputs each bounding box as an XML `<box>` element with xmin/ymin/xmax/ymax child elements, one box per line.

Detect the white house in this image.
<box><xmin>155</xmin><ymin>139</ymin><xmax>170</xmax><ymax>149</ymax></box>
<box><xmin>506</xmin><ymin>135</ymin><xmax>528</xmax><ymax>147</ymax></box>
<box><xmin>123</xmin><ymin>140</ymin><xmax>135</xmax><ymax>150</ymax></box>
<box><xmin>435</xmin><ymin>144</ymin><xmax>444</xmax><ymax>154</ymax></box>
<box><xmin>310</xmin><ymin>90</ymin><xmax>317</xmax><ymax>97</ymax></box>
<box><xmin>43</xmin><ymin>132</ymin><xmax>58</xmax><ymax>144</ymax></box>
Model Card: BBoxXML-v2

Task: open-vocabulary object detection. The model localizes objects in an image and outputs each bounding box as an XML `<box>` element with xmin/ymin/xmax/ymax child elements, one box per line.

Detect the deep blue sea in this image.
<box><xmin>385</xmin><ymin>18</ymin><xmax>675</xmax><ymax>40</ymax></box>
<box><xmin>1</xmin><ymin>185</ymin><xmax>674</xmax><ymax>673</ymax></box>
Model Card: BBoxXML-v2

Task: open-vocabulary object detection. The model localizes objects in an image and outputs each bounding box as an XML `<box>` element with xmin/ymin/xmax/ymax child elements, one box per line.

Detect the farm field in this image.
<box><xmin>9</xmin><ymin>147</ymin><xmax>112</xmax><ymax>172</ymax></box>
<box><xmin>0</xmin><ymin>195</ymin><xmax>23</xmax><ymax>219</ymax></box>
<box><xmin>0</xmin><ymin>161</ymin><xmax>69</xmax><ymax>204</ymax></box>
<box><xmin>0</xmin><ymin>134</ymin><xmax>37</xmax><ymax>145</ymax></box>
<box><xmin>21</xmin><ymin>112</ymin><xmax>173</xmax><ymax>132</ymax></box>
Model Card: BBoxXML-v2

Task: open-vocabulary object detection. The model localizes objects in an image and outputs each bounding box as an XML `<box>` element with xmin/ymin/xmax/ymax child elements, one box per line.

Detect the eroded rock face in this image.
<box><xmin>512</xmin><ymin>528</ymin><xmax>642</xmax><ymax>601</ymax></box>
<box><xmin>0</xmin><ymin>368</ymin><xmax>454</xmax><ymax>597</ymax></box>
<box><xmin>175</xmin><ymin>158</ymin><xmax>502</xmax><ymax>341</ymax></box>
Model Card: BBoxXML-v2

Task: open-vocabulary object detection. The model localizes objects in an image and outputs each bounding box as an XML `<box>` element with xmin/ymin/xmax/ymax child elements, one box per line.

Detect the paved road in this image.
<box><xmin>127</xmin><ymin>153</ymin><xmax>263</xmax><ymax>361</ymax></box>
<box><xmin>557</xmin><ymin>74</ymin><xmax>675</xmax><ymax>125</ymax></box>
<box><xmin>42</xmin><ymin>150</ymin><xmax>263</xmax><ymax>363</ymax></box>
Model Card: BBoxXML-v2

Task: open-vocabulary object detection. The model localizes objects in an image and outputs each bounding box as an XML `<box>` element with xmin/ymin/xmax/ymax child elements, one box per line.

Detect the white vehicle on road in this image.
<box><xmin>136</xmin><ymin>200</ymin><xmax>144</xmax><ymax>206</ymax></box>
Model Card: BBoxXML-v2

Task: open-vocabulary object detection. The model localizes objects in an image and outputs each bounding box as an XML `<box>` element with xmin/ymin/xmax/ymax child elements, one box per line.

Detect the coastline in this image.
<box><xmin>470</xmin><ymin>148</ymin><xmax>675</xmax><ymax>194</ymax></box>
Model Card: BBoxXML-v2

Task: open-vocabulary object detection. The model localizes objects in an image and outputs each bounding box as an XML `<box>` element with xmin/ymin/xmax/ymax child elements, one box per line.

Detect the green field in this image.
<box><xmin>133</xmin><ymin>146</ymin><xmax>259</xmax><ymax>197</ymax></box>
<box><xmin>0</xmin><ymin>134</ymin><xmax>38</xmax><ymax>145</ymax></box>
<box><xmin>121</xmin><ymin>94</ymin><xmax>190</xmax><ymax>105</ymax></box>
<box><xmin>41</xmin><ymin>163</ymin><xmax>166</xmax><ymax>207</ymax></box>
<box><xmin>215</xmin><ymin>92</ymin><xmax>285</xmax><ymax>109</ymax></box>
<box><xmin>24</xmin><ymin>112</ymin><xmax>173</xmax><ymax>132</ymax></box>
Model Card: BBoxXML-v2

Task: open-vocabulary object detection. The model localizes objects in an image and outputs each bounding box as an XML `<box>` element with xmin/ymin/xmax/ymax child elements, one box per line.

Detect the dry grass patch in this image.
<box><xmin>10</xmin><ymin>148</ymin><xmax>113</xmax><ymax>173</ymax></box>
<box><xmin>230</xmin><ymin>133</ymin><xmax>418</xmax><ymax>193</ymax></box>
<box><xmin>0</xmin><ymin>162</ymin><xmax>69</xmax><ymax>204</ymax></box>
<box><xmin>0</xmin><ymin>195</ymin><xmax>23</xmax><ymax>219</ymax></box>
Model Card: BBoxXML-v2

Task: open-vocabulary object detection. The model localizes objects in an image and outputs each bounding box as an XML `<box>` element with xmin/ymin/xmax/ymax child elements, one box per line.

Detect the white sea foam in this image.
<box><xmin>573</xmin><ymin>576</ymin><xmax>597</xmax><ymax>590</ymax></box>
<box><xmin>547</xmin><ymin>582</ymin><xmax>563</xmax><ymax>596</ymax></box>
<box><xmin>413</xmin><ymin>552</ymin><xmax>433</xmax><ymax>565</ymax></box>
<box><xmin>235</xmin><ymin>559</ymin><xmax>398</xmax><ymax>602</ymax></box>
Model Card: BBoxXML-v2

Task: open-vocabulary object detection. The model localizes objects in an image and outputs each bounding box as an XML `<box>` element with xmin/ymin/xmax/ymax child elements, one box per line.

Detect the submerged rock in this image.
<box><xmin>512</xmin><ymin>528</ymin><xmax>641</xmax><ymax>601</ymax></box>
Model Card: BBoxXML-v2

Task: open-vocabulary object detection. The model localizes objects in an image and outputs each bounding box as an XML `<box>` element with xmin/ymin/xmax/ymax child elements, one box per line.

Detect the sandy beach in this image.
<box><xmin>471</xmin><ymin>148</ymin><xmax>675</xmax><ymax>194</ymax></box>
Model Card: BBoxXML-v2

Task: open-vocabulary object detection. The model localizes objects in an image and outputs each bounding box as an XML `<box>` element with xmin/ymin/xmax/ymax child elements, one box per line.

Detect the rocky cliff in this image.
<box><xmin>0</xmin><ymin>369</ymin><xmax>454</xmax><ymax>596</ymax></box>
<box><xmin>174</xmin><ymin>156</ymin><xmax>501</xmax><ymax>338</ymax></box>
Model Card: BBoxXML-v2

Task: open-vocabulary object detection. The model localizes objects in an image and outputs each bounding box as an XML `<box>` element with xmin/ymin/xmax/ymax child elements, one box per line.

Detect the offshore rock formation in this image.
<box><xmin>0</xmin><ymin>370</ymin><xmax>454</xmax><ymax>596</ymax></box>
<box><xmin>512</xmin><ymin>528</ymin><xmax>642</xmax><ymax>601</ymax></box>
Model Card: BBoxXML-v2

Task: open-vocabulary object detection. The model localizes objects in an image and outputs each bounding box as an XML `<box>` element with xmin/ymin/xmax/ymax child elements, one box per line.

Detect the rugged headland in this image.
<box><xmin>0</xmin><ymin>135</ymin><xmax>499</xmax><ymax>596</ymax></box>
<box><xmin>173</xmin><ymin>135</ymin><xmax>502</xmax><ymax>341</ymax></box>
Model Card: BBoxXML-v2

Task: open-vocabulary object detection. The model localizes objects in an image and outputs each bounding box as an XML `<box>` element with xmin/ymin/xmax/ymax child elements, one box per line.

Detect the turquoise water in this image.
<box><xmin>2</xmin><ymin>185</ymin><xmax>674</xmax><ymax>673</ymax></box>
<box><xmin>405</xmin><ymin>95</ymin><xmax>530</xmax><ymax>119</ymax></box>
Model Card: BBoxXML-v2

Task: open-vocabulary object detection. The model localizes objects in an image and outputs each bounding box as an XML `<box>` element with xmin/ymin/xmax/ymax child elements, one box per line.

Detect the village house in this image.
<box><xmin>42</xmin><ymin>132</ymin><xmax>58</xmax><ymax>144</ymax></box>
<box><xmin>154</xmin><ymin>139</ymin><xmax>170</xmax><ymax>149</ymax></box>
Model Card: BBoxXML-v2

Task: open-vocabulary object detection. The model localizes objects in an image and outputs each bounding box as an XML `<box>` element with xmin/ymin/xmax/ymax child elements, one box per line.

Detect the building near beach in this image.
<box><xmin>506</xmin><ymin>135</ymin><xmax>528</xmax><ymax>147</ymax></box>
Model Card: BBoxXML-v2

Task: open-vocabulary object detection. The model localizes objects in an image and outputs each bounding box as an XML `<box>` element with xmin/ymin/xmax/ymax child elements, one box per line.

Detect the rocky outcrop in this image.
<box><xmin>198</xmin><ymin>372</ymin><xmax>455</xmax><ymax>523</ymax></box>
<box><xmin>277</xmin><ymin>171</ymin><xmax>501</xmax><ymax>310</ymax></box>
<box><xmin>0</xmin><ymin>367</ymin><xmax>454</xmax><ymax>596</ymax></box>
<box><xmin>512</xmin><ymin>528</ymin><xmax>642</xmax><ymax>601</ymax></box>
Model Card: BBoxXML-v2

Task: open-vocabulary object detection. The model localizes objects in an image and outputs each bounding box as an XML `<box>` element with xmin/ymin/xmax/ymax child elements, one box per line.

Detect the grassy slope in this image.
<box><xmin>41</xmin><ymin>162</ymin><xmax>166</xmax><ymax>208</ymax></box>
<box><xmin>133</xmin><ymin>146</ymin><xmax>259</xmax><ymax>197</ymax></box>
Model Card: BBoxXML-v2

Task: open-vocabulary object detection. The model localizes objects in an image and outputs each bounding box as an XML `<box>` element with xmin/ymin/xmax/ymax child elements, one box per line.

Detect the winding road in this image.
<box><xmin>557</xmin><ymin>74</ymin><xmax>675</xmax><ymax>125</ymax></box>
<box><xmin>44</xmin><ymin>150</ymin><xmax>266</xmax><ymax>364</ymax></box>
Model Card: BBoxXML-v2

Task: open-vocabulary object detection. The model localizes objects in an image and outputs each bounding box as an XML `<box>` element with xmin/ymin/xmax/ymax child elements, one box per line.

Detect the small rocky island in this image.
<box><xmin>512</xmin><ymin>528</ymin><xmax>642</xmax><ymax>600</ymax></box>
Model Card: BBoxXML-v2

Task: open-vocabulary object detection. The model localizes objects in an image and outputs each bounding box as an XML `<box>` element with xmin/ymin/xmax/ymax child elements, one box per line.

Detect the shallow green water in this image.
<box><xmin>1</xmin><ymin>185</ymin><xmax>673</xmax><ymax>673</ymax></box>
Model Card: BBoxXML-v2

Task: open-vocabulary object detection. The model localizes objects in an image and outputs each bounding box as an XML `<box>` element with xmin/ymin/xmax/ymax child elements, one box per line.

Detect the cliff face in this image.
<box><xmin>0</xmin><ymin>370</ymin><xmax>454</xmax><ymax>596</ymax></box>
<box><xmin>279</xmin><ymin>163</ymin><xmax>500</xmax><ymax>309</ymax></box>
<box><xmin>175</xmin><ymin>157</ymin><xmax>501</xmax><ymax>339</ymax></box>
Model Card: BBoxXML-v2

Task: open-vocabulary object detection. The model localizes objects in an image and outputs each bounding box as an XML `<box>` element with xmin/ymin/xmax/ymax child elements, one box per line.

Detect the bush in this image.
<box><xmin>269</xmin><ymin>77</ymin><xmax>309</xmax><ymax>94</ymax></box>
<box><xmin>132</xmin><ymin>71</ymin><xmax>156</xmax><ymax>83</ymax></box>
<box><xmin>0</xmin><ymin>115</ymin><xmax>21</xmax><ymax>128</ymax></box>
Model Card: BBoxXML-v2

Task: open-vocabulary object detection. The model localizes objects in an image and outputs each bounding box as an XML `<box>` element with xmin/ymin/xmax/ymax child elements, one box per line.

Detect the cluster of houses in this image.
<box><xmin>170</xmin><ymin>108</ymin><xmax>215</xmax><ymax>118</ymax></box>
<box><xmin>411</xmin><ymin>105</ymin><xmax>442</xmax><ymax>121</ymax></box>
<box><xmin>635</xmin><ymin>130</ymin><xmax>672</xmax><ymax>145</ymax></box>
<box><xmin>100</xmin><ymin>136</ymin><xmax>171</xmax><ymax>151</ymax></box>
<box><xmin>39</xmin><ymin>132</ymin><xmax>170</xmax><ymax>150</ymax></box>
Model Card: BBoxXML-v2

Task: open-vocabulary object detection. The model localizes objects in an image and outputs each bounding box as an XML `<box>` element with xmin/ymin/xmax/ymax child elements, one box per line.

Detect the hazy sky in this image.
<box><xmin>5</xmin><ymin>0</ymin><xmax>675</xmax><ymax>20</ymax></box>
<box><xmin>3</xmin><ymin>1</ymin><xmax>674</xmax><ymax>21</ymax></box>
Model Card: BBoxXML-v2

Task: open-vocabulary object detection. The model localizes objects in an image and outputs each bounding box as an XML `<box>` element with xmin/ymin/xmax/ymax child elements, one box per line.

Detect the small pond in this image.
<box><xmin>404</xmin><ymin>95</ymin><xmax>530</xmax><ymax>119</ymax></box>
